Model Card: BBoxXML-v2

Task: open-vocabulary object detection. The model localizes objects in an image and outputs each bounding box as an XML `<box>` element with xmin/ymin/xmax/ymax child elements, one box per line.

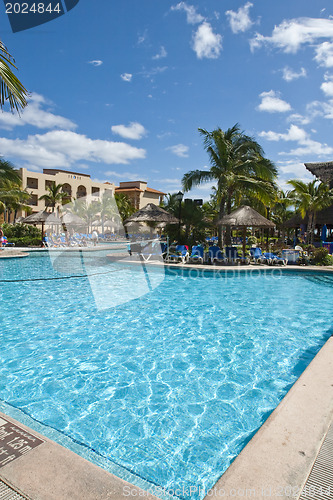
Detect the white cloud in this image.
<box><xmin>250</xmin><ymin>17</ymin><xmax>333</xmax><ymax>54</ymax></box>
<box><xmin>225</xmin><ymin>2</ymin><xmax>254</xmax><ymax>34</ymax></box>
<box><xmin>314</xmin><ymin>42</ymin><xmax>333</xmax><ymax>67</ymax></box>
<box><xmin>0</xmin><ymin>131</ymin><xmax>146</xmax><ymax>169</ymax></box>
<box><xmin>171</xmin><ymin>2</ymin><xmax>204</xmax><ymax>24</ymax></box>
<box><xmin>120</xmin><ymin>73</ymin><xmax>132</xmax><ymax>82</ymax></box>
<box><xmin>192</xmin><ymin>22</ymin><xmax>222</xmax><ymax>59</ymax></box>
<box><xmin>320</xmin><ymin>74</ymin><xmax>333</xmax><ymax>96</ymax></box>
<box><xmin>111</xmin><ymin>122</ymin><xmax>147</xmax><ymax>140</ymax></box>
<box><xmin>282</xmin><ymin>66</ymin><xmax>307</xmax><ymax>82</ymax></box>
<box><xmin>0</xmin><ymin>93</ymin><xmax>77</xmax><ymax>131</ymax></box>
<box><xmin>88</xmin><ymin>60</ymin><xmax>103</xmax><ymax>67</ymax></box>
<box><xmin>166</xmin><ymin>144</ymin><xmax>189</xmax><ymax>157</ymax></box>
<box><xmin>259</xmin><ymin>124</ymin><xmax>333</xmax><ymax>157</ymax></box>
<box><xmin>257</xmin><ymin>90</ymin><xmax>291</xmax><ymax>113</ymax></box>
<box><xmin>287</xmin><ymin>113</ymin><xmax>310</xmax><ymax>125</ymax></box>
<box><xmin>152</xmin><ymin>46</ymin><xmax>167</xmax><ymax>60</ymax></box>
<box><xmin>105</xmin><ymin>170</ymin><xmax>146</xmax><ymax>180</ymax></box>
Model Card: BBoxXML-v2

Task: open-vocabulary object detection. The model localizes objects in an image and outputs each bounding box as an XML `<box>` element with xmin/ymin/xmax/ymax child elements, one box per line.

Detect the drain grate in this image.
<box><xmin>0</xmin><ymin>479</ymin><xmax>30</xmax><ymax>500</ymax></box>
<box><xmin>299</xmin><ymin>423</ymin><xmax>333</xmax><ymax>500</ymax></box>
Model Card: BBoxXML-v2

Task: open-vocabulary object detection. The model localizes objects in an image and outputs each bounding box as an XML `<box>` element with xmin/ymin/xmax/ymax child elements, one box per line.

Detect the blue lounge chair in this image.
<box><xmin>166</xmin><ymin>244</ymin><xmax>189</xmax><ymax>264</ymax></box>
<box><xmin>250</xmin><ymin>247</ymin><xmax>270</xmax><ymax>265</ymax></box>
<box><xmin>264</xmin><ymin>252</ymin><xmax>287</xmax><ymax>266</ymax></box>
<box><xmin>225</xmin><ymin>247</ymin><xmax>250</xmax><ymax>265</ymax></box>
<box><xmin>208</xmin><ymin>246</ymin><xmax>224</xmax><ymax>264</ymax></box>
<box><xmin>188</xmin><ymin>245</ymin><xmax>204</xmax><ymax>264</ymax></box>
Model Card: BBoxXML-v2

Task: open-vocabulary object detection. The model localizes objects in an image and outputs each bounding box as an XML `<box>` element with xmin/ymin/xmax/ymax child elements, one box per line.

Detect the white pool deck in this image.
<box><xmin>0</xmin><ymin>257</ymin><xmax>332</xmax><ymax>499</ymax></box>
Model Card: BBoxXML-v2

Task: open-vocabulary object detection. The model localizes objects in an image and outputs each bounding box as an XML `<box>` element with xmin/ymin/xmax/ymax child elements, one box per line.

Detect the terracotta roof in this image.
<box><xmin>145</xmin><ymin>187</ymin><xmax>166</xmax><ymax>195</ymax></box>
<box><xmin>115</xmin><ymin>187</ymin><xmax>143</xmax><ymax>192</ymax></box>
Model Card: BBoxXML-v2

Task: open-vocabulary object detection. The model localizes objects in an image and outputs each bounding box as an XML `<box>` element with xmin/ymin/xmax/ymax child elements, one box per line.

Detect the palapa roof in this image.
<box><xmin>218</xmin><ymin>205</ymin><xmax>275</xmax><ymax>228</ymax></box>
<box><xmin>124</xmin><ymin>203</ymin><xmax>178</xmax><ymax>224</ymax></box>
<box><xmin>284</xmin><ymin>205</ymin><xmax>333</xmax><ymax>227</ymax></box>
<box><xmin>304</xmin><ymin>162</ymin><xmax>333</xmax><ymax>183</ymax></box>
<box><xmin>22</xmin><ymin>210</ymin><xmax>61</xmax><ymax>224</ymax></box>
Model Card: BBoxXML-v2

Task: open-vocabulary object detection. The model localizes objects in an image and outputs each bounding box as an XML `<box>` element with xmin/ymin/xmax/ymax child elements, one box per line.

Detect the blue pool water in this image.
<box><xmin>0</xmin><ymin>251</ymin><xmax>332</xmax><ymax>499</ymax></box>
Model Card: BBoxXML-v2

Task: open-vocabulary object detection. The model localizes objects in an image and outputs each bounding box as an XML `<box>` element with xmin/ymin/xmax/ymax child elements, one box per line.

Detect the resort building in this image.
<box><xmin>114</xmin><ymin>181</ymin><xmax>165</xmax><ymax>209</ymax></box>
<box><xmin>19</xmin><ymin>167</ymin><xmax>116</xmax><ymax>216</ymax></box>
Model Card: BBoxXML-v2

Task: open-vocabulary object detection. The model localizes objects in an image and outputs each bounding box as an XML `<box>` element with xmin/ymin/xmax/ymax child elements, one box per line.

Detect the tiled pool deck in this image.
<box><xmin>0</xmin><ymin>259</ymin><xmax>332</xmax><ymax>499</ymax></box>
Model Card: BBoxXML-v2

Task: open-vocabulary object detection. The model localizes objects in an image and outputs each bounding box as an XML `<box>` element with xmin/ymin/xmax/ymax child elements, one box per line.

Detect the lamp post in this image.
<box><xmin>175</xmin><ymin>191</ymin><xmax>183</xmax><ymax>242</ymax></box>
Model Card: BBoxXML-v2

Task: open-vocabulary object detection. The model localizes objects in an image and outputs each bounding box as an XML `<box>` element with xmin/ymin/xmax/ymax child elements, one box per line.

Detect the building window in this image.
<box><xmin>45</xmin><ymin>180</ymin><xmax>55</xmax><ymax>190</ymax></box>
<box><xmin>92</xmin><ymin>187</ymin><xmax>100</xmax><ymax>197</ymax></box>
<box><xmin>77</xmin><ymin>185</ymin><xmax>87</xmax><ymax>199</ymax></box>
<box><xmin>27</xmin><ymin>177</ymin><xmax>38</xmax><ymax>189</ymax></box>
<box><xmin>28</xmin><ymin>194</ymin><xmax>38</xmax><ymax>206</ymax></box>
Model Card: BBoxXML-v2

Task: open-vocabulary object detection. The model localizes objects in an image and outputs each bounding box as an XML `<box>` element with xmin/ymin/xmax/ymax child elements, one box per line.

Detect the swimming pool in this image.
<box><xmin>0</xmin><ymin>251</ymin><xmax>332</xmax><ymax>499</ymax></box>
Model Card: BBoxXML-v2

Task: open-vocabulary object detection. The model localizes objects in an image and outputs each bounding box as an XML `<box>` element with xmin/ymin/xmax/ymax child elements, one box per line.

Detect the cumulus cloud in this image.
<box><xmin>120</xmin><ymin>73</ymin><xmax>133</xmax><ymax>82</ymax></box>
<box><xmin>250</xmin><ymin>17</ymin><xmax>333</xmax><ymax>54</ymax></box>
<box><xmin>321</xmin><ymin>74</ymin><xmax>333</xmax><ymax>96</ymax></box>
<box><xmin>192</xmin><ymin>22</ymin><xmax>222</xmax><ymax>59</ymax></box>
<box><xmin>111</xmin><ymin>122</ymin><xmax>147</xmax><ymax>140</ymax></box>
<box><xmin>88</xmin><ymin>60</ymin><xmax>103</xmax><ymax>67</ymax></box>
<box><xmin>282</xmin><ymin>66</ymin><xmax>307</xmax><ymax>82</ymax></box>
<box><xmin>166</xmin><ymin>144</ymin><xmax>189</xmax><ymax>157</ymax></box>
<box><xmin>105</xmin><ymin>170</ymin><xmax>146</xmax><ymax>179</ymax></box>
<box><xmin>0</xmin><ymin>131</ymin><xmax>146</xmax><ymax>169</ymax></box>
<box><xmin>152</xmin><ymin>46</ymin><xmax>167</xmax><ymax>60</ymax></box>
<box><xmin>314</xmin><ymin>42</ymin><xmax>333</xmax><ymax>67</ymax></box>
<box><xmin>225</xmin><ymin>2</ymin><xmax>254</xmax><ymax>34</ymax></box>
<box><xmin>0</xmin><ymin>93</ymin><xmax>77</xmax><ymax>131</ymax></box>
<box><xmin>171</xmin><ymin>2</ymin><xmax>204</xmax><ymax>24</ymax></box>
<box><xmin>257</xmin><ymin>90</ymin><xmax>291</xmax><ymax>113</ymax></box>
<box><xmin>259</xmin><ymin>124</ymin><xmax>333</xmax><ymax>157</ymax></box>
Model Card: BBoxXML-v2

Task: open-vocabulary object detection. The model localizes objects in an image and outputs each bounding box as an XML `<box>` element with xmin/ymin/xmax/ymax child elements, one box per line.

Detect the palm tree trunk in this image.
<box><xmin>218</xmin><ymin>196</ymin><xmax>226</xmax><ymax>248</ymax></box>
<box><xmin>307</xmin><ymin>212</ymin><xmax>314</xmax><ymax>245</ymax></box>
<box><xmin>225</xmin><ymin>196</ymin><xmax>232</xmax><ymax>246</ymax></box>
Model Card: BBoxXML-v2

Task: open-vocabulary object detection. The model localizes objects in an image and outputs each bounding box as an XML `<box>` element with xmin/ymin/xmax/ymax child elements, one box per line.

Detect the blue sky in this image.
<box><xmin>1</xmin><ymin>0</ymin><xmax>333</xmax><ymax>199</ymax></box>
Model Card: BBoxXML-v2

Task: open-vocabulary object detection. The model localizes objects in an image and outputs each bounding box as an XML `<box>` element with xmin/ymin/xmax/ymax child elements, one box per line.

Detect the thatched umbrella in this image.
<box><xmin>22</xmin><ymin>210</ymin><xmax>62</xmax><ymax>246</ymax></box>
<box><xmin>124</xmin><ymin>203</ymin><xmax>179</xmax><ymax>225</ymax></box>
<box><xmin>61</xmin><ymin>212</ymin><xmax>85</xmax><ymax>226</ymax></box>
<box><xmin>218</xmin><ymin>205</ymin><xmax>275</xmax><ymax>256</ymax></box>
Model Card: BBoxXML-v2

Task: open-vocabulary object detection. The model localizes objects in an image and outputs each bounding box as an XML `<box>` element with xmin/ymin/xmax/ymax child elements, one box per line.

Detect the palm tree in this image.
<box><xmin>115</xmin><ymin>193</ymin><xmax>135</xmax><ymax>222</ymax></box>
<box><xmin>270</xmin><ymin>189</ymin><xmax>293</xmax><ymax>242</ymax></box>
<box><xmin>287</xmin><ymin>179</ymin><xmax>333</xmax><ymax>244</ymax></box>
<box><xmin>0</xmin><ymin>40</ymin><xmax>28</xmax><ymax>112</ymax></box>
<box><xmin>39</xmin><ymin>183</ymin><xmax>68</xmax><ymax>212</ymax></box>
<box><xmin>0</xmin><ymin>178</ymin><xmax>30</xmax><ymax>222</ymax></box>
<box><xmin>182</xmin><ymin>124</ymin><xmax>278</xmax><ymax>246</ymax></box>
<box><xmin>95</xmin><ymin>191</ymin><xmax>119</xmax><ymax>234</ymax></box>
<box><xmin>0</xmin><ymin>159</ymin><xmax>21</xmax><ymax>183</ymax></box>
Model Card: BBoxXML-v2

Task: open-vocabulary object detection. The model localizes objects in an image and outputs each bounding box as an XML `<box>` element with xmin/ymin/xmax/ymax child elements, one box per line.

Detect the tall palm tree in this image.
<box><xmin>182</xmin><ymin>124</ymin><xmax>278</xmax><ymax>245</ymax></box>
<box><xmin>0</xmin><ymin>159</ymin><xmax>21</xmax><ymax>183</ymax></box>
<box><xmin>39</xmin><ymin>183</ymin><xmax>68</xmax><ymax>212</ymax></box>
<box><xmin>95</xmin><ymin>191</ymin><xmax>120</xmax><ymax>234</ymax></box>
<box><xmin>287</xmin><ymin>179</ymin><xmax>333</xmax><ymax>244</ymax></box>
<box><xmin>0</xmin><ymin>41</ymin><xmax>28</xmax><ymax>112</ymax></box>
<box><xmin>115</xmin><ymin>193</ymin><xmax>135</xmax><ymax>222</ymax></box>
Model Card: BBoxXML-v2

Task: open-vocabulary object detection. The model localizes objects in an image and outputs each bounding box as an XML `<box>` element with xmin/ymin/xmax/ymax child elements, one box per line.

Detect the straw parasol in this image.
<box><xmin>22</xmin><ymin>210</ymin><xmax>62</xmax><ymax>246</ymax></box>
<box><xmin>124</xmin><ymin>203</ymin><xmax>179</xmax><ymax>225</ymax></box>
<box><xmin>218</xmin><ymin>205</ymin><xmax>275</xmax><ymax>256</ymax></box>
<box><xmin>61</xmin><ymin>212</ymin><xmax>85</xmax><ymax>226</ymax></box>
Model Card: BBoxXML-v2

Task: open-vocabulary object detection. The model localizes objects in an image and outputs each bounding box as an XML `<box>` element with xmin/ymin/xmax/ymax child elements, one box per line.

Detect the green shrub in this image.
<box><xmin>311</xmin><ymin>247</ymin><xmax>333</xmax><ymax>266</ymax></box>
<box><xmin>2</xmin><ymin>223</ymin><xmax>41</xmax><ymax>240</ymax></box>
<box><xmin>247</xmin><ymin>235</ymin><xmax>257</xmax><ymax>246</ymax></box>
<box><xmin>7</xmin><ymin>236</ymin><xmax>41</xmax><ymax>247</ymax></box>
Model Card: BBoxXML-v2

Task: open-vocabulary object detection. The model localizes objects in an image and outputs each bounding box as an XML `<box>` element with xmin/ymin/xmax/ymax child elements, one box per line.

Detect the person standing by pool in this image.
<box><xmin>92</xmin><ymin>230</ymin><xmax>98</xmax><ymax>246</ymax></box>
<box><xmin>0</xmin><ymin>225</ymin><xmax>3</xmax><ymax>248</ymax></box>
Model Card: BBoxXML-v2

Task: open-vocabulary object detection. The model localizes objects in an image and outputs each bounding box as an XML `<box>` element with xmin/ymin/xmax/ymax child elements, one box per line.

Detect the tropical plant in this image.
<box><xmin>0</xmin><ymin>178</ymin><xmax>30</xmax><ymax>222</ymax></box>
<box><xmin>115</xmin><ymin>193</ymin><xmax>135</xmax><ymax>222</ymax></box>
<box><xmin>39</xmin><ymin>183</ymin><xmax>68</xmax><ymax>212</ymax></box>
<box><xmin>287</xmin><ymin>179</ymin><xmax>333</xmax><ymax>244</ymax></box>
<box><xmin>0</xmin><ymin>159</ymin><xmax>21</xmax><ymax>183</ymax></box>
<box><xmin>182</xmin><ymin>124</ymin><xmax>278</xmax><ymax>246</ymax></box>
<box><xmin>270</xmin><ymin>189</ymin><xmax>294</xmax><ymax>241</ymax></box>
<box><xmin>0</xmin><ymin>40</ymin><xmax>28</xmax><ymax>112</ymax></box>
<box><xmin>95</xmin><ymin>190</ymin><xmax>120</xmax><ymax>233</ymax></box>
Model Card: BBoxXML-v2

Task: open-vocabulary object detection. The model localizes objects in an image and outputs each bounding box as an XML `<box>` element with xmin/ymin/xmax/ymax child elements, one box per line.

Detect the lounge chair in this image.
<box><xmin>250</xmin><ymin>247</ymin><xmax>271</xmax><ymax>265</ymax></box>
<box><xmin>225</xmin><ymin>247</ymin><xmax>250</xmax><ymax>265</ymax></box>
<box><xmin>208</xmin><ymin>246</ymin><xmax>224</xmax><ymax>264</ymax></box>
<box><xmin>188</xmin><ymin>245</ymin><xmax>204</xmax><ymax>264</ymax></box>
<box><xmin>166</xmin><ymin>244</ymin><xmax>189</xmax><ymax>264</ymax></box>
<box><xmin>263</xmin><ymin>252</ymin><xmax>287</xmax><ymax>266</ymax></box>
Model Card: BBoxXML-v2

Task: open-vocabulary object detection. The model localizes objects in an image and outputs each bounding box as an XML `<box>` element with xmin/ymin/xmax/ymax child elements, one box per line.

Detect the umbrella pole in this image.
<box><xmin>242</xmin><ymin>227</ymin><xmax>246</xmax><ymax>258</ymax></box>
<box><xmin>41</xmin><ymin>222</ymin><xmax>44</xmax><ymax>247</ymax></box>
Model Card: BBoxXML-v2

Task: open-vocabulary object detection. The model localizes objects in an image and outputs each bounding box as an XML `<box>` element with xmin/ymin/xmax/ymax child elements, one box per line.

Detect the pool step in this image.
<box><xmin>0</xmin><ymin>478</ymin><xmax>31</xmax><ymax>500</ymax></box>
<box><xmin>304</xmin><ymin>275</ymin><xmax>333</xmax><ymax>288</ymax></box>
